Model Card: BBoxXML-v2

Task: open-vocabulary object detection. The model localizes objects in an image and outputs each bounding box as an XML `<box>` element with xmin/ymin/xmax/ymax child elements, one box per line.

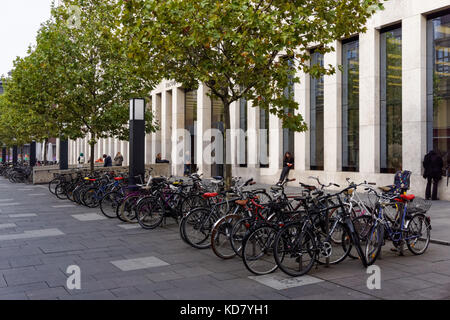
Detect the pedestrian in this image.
<box><xmin>77</xmin><ymin>152</ymin><xmax>85</xmax><ymax>168</ymax></box>
<box><xmin>156</xmin><ymin>153</ymin><xmax>170</xmax><ymax>164</ymax></box>
<box><xmin>103</xmin><ymin>154</ymin><xmax>112</xmax><ymax>167</ymax></box>
<box><xmin>277</xmin><ymin>152</ymin><xmax>294</xmax><ymax>185</ymax></box>
<box><xmin>114</xmin><ymin>152</ymin><xmax>123</xmax><ymax>166</ymax></box>
<box><xmin>423</xmin><ymin>149</ymin><xmax>444</xmax><ymax>200</ymax></box>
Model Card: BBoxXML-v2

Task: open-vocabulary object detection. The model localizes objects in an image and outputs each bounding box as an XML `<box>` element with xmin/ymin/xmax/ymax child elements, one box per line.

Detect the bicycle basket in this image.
<box><xmin>407</xmin><ymin>198</ymin><xmax>432</xmax><ymax>214</ymax></box>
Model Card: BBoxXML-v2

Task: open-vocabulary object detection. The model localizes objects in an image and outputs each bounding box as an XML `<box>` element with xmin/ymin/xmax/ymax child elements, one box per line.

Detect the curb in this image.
<box><xmin>430</xmin><ymin>238</ymin><xmax>450</xmax><ymax>246</ymax></box>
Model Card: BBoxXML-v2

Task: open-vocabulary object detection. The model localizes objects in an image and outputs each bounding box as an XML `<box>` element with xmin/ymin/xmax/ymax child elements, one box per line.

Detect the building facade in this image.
<box><xmin>68</xmin><ymin>0</ymin><xmax>450</xmax><ymax>200</ymax></box>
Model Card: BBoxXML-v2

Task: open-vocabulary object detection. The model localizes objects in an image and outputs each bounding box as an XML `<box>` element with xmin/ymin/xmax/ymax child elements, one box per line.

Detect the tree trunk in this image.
<box><xmin>223</xmin><ymin>102</ymin><xmax>232</xmax><ymax>189</ymax></box>
<box><xmin>43</xmin><ymin>138</ymin><xmax>49</xmax><ymax>166</ymax></box>
<box><xmin>90</xmin><ymin>142</ymin><xmax>95</xmax><ymax>173</ymax></box>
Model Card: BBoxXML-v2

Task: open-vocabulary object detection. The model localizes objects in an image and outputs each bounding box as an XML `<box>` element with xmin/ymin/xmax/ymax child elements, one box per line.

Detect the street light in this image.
<box><xmin>129</xmin><ymin>98</ymin><xmax>146</xmax><ymax>186</ymax></box>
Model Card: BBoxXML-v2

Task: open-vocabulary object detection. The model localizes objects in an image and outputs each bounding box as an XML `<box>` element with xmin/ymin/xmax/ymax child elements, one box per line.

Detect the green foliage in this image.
<box><xmin>121</xmin><ymin>0</ymin><xmax>385</xmax><ymax>132</ymax></box>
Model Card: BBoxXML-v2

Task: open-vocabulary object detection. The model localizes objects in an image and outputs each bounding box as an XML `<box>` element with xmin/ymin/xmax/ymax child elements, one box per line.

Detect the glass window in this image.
<box><xmin>380</xmin><ymin>27</ymin><xmax>402</xmax><ymax>173</ymax></box>
<box><xmin>427</xmin><ymin>13</ymin><xmax>450</xmax><ymax>171</ymax></box>
<box><xmin>239</xmin><ymin>98</ymin><xmax>248</xmax><ymax>167</ymax></box>
<box><xmin>185</xmin><ymin>89</ymin><xmax>197</xmax><ymax>170</ymax></box>
<box><xmin>310</xmin><ymin>51</ymin><xmax>324</xmax><ymax>170</ymax></box>
<box><xmin>260</xmin><ymin>107</ymin><xmax>269</xmax><ymax>168</ymax></box>
<box><xmin>342</xmin><ymin>39</ymin><xmax>360</xmax><ymax>172</ymax></box>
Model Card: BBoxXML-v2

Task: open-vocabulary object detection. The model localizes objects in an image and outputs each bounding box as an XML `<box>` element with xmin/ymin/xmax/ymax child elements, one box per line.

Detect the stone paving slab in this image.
<box><xmin>0</xmin><ymin>177</ymin><xmax>450</xmax><ymax>300</ymax></box>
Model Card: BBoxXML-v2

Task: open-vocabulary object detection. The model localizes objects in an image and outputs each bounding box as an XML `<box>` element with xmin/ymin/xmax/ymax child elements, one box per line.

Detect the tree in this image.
<box><xmin>121</xmin><ymin>0</ymin><xmax>385</xmax><ymax>185</ymax></box>
<box><xmin>33</xmin><ymin>0</ymin><xmax>159</xmax><ymax>171</ymax></box>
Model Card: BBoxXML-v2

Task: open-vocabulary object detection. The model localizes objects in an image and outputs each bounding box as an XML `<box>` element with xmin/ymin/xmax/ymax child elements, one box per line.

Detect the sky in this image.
<box><xmin>0</xmin><ymin>0</ymin><xmax>54</xmax><ymax>77</ymax></box>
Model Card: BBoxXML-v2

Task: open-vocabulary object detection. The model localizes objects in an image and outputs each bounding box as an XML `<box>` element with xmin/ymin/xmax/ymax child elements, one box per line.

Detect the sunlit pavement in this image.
<box><xmin>0</xmin><ymin>177</ymin><xmax>449</xmax><ymax>300</ymax></box>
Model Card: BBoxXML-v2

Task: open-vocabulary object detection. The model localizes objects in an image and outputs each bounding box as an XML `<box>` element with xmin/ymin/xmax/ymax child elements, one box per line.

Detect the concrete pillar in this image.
<box><xmin>121</xmin><ymin>140</ymin><xmax>129</xmax><ymax>166</ymax></box>
<box><xmin>161</xmin><ymin>90</ymin><xmax>173</xmax><ymax>160</ymax></box>
<box><xmin>171</xmin><ymin>87</ymin><xmax>185</xmax><ymax>176</ymax></box>
<box><xmin>402</xmin><ymin>14</ymin><xmax>427</xmax><ymax>175</ymax></box>
<box><xmin>295</xmin><ymin>67</ymin><xmax>309</xmax><ymax>172</ymax></box>
<box><xmin>324</xmin><ymin>41</ymin><xmax>342</xmax><ymax>173</ymax></box>
<box><xmin>229</xmin><ymin>100</ymin><xmax>239</xmax><ymax>169</ymax></box>
<box><xmin>56</xmin><ymin>138</ymin><xmax>60</xmax><ymax>163</ymax></box>
<box><xmin>151</xmin><ymin>93</ymin><xmax>162</xmax><ymax>163</ymax></box>
<box><xmin>359</xmin><ymin>28</ymin><xmax>380</xmax><ymax>174</ymax></box>
<box><xmin>247</xmin><ymin>100</ymin><xmax>258</xmax><ymax>168</ymax></box>
<box><xmin>269</xmin><ymin>112</ymin><xmax>283</xmax><ymax>171</ymax></box>
<box><xmin>197</xmin><ymin>83</ymin><xmax>212</xmax><ymax>177</ymax></box>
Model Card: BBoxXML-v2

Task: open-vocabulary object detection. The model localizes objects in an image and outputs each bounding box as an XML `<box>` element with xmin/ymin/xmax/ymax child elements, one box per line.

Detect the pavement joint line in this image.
<box><xmin>0</xmin><ymin>199</ymin><xmax>14</xmax><ymax>202</ymax></box>
<box><xmin>29</xmin><ymin>194</ymin><xmax>47</xmax><ymax>196</ymax></box>
<box><xmin>52</xmin><ymin>205</ymin><xmax>76</xmax><ymax>208</ymax></box>
<box><xmin>117</xmin><ymin>224</ymin><xmax>141</xmax><ymax>230</ymax></box>
<box><xmin>0</xmin><ymin>228</ymin><xmax>64</xmax><ymax>241</ymax></box>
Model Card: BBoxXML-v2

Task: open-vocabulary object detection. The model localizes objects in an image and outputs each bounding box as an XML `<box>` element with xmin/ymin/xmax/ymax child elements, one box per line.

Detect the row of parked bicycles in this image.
<box><xmin>0</xmin><ymin>162</ymin><xmax>33</xmax><ymax>183</ymax></box>
<box><xmin>47</xmin><ymin>168</ymin><xmax>432</xmax><ymax>277</ymax></box>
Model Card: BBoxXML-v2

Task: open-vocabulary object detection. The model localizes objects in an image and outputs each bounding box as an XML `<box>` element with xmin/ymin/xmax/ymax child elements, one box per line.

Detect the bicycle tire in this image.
<box><xmin>406</xmin><ymin>213</ymin><xmax>431</xmax><ymax>255</ymax></box>
<box><xmin>210</xmin><ymin>214</ymin><xmax>242</xmax><ymax>259</ymax></box>
<box><xmin>136</xmin><ymin>196</ymin><xmax>165</xmax><ymax>229</ymax></box>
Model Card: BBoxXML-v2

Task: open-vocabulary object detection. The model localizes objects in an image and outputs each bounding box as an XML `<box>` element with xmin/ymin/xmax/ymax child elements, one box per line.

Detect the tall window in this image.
<box><xmin>259</xmin><ymin>107</ymin><xmax>269</xmax><ymax>168</ymax></box>
<box><xmin>342</xmin><ymin>38</ymin><xmax>360</xmax><ymax>172</ymax></box>
<box><xmin>310</xmin><ymin>51</ymin><xmax>324</xmax><ymax>170</ymax></box>
<box><xmin>283</xmin><ymin>58</ymin><xmax>295</xmax><ymax>157</ymax></box>
<box><xmin>380</xmin><ymin>27</ymin><xmax>402</xmax><ymax>173</ymax></box>
<box><xmin>427</xmin><ymin>12</ymin><xmax>450</xmax><ymax>170</ymax></box>
<box><xmin>185</xmin><ymin>89</ymin><xmax>197</xmax><ymax>171</ymax></box>
<box><xmin>239</xmin><ymin>98</ymin><xmax>248</xmax><ymax>167</ymax></box>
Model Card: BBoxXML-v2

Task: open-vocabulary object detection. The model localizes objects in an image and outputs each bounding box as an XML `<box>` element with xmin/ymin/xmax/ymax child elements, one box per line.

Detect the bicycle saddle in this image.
<box><xmin>400</xmin><ymin>194</ymin><xmax>415</xmax><ymax>201</ymax></box>
<box><xmin>300</xmin><ymin>183</ymin><xmax>316</xmax><ymax>191</ymax></box>
<box><xmin>379</xmin><ymin>185</ymin><xmax>393</xmax><ymax>192</ymax></box>
<box><xmin>235</xmin><ymin>199</ymin><xmax>248</xmax><ymax>206</ymax></box>
<box><xmin>212</xmin><ymin>176</ymin><xmax>223</xmax><ymax>180</ymax></box>
<box><xmin>202</xmin><ymin>192</ymin><xmax>219</xmax><ymax>199</ymax></box>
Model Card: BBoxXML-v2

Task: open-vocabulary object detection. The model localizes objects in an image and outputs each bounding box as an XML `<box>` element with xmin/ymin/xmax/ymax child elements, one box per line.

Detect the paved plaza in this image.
<box><xmin>0</xmin><ymin>178</ymin><xmax>449</xmax><ymax>300</ymax></box>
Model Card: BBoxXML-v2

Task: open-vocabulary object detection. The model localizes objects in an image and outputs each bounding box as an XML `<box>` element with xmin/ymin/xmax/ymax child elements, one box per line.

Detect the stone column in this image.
<box><xmin>56</xmin><ymin>138</ymin><xmax>60</xmax><ymax>163</ymax></box>
<box><xmin>323</xmin><ymin>41</ymin><xmax>342</xmax><ymax>173</ymax></box>
<box><xmin>197</xmin><ymin>83</ymin><xmax>212</xmax><ymax>177</ymax></box>
<box><xmin>151</xmin><ymin>93</ymin><xmax>162</xmax><ymax>163</ymax></box>
<box><xmin>161</xmin><ymin>90</ymin><xmax>173</xmax><ymax>160</ymax></box>
<box><xmin>295</xmin><ymin>67</ymin><xmax>309</xmax><ymax>172</ymax></box>
<box><xmin>402</xmin><ymin>14</ymin><xmax>427</xmax><ymax>175</ymax></box>
<box><xmin>359</xmin><ymin>28</ymin><xmax>380</xmax><ymax>174</ymax></box>
<box><xmin>247</xmin><ymin>100</ymin><xmax>258</xmax><ymax>169</ymax></box>
<box><xmin>171</xmin><ymin>87</ymin><xmax>185</xmax><ymax>176</ymax></box>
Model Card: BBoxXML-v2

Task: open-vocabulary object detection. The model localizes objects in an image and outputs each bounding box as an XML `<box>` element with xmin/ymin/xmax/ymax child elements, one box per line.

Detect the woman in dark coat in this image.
<box><xmin>423</xmin><ymin>149</ymin><xmax>444</xmax><ymax>200</ymax></box>
<box><xmin>277</xmin><ymin>152</ymin><xmax>294</xmax><ymax>185</ymax></box>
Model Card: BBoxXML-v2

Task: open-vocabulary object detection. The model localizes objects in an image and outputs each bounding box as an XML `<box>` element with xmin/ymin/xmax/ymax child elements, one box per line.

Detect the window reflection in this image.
<box><xmin>310</xmin><ymin>51</ymin><xmax>324</xmax><ymax>170</ymax></box>
<box><xmin>380</xmin><ymin>27</ymin><xmax>402</xmax><ymax>173</ymax></box>
<box><xmin>428</xmin><ymin>13</ymin><xmax>450</xmax><ymax>171</ymax></box>
<box><xmin>342</xmin><ymin>39</ymin><xmax>359</xmax><ymax>172</ymax></box>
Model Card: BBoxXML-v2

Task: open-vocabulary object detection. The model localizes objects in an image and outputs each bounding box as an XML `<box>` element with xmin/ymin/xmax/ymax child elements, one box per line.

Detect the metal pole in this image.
<box><xmin>30</xmin><ymin>141</ymin><xmax>37</xmax><ymax>167</ymax></box>
<box><xmin>59</xmin><ymin>139</ymin><xmax>69</xmax><ymax>170</ymax></box>
<box><xmin>12</xmin><ymin>146</ymin><xmax>18</xmax><ymax>164</ymax></box>
<box><xmin>129</xmin><ymin>120</ymin><xmax>145</xmax><ymax>185</ymax></box>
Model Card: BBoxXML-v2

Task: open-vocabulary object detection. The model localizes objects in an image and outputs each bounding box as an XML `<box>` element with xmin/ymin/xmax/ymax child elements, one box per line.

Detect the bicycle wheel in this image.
<box><xmin>136</xmin><ymin>196</ymin><xmax>165</xmax><ymax>229</ymax></box>
<box><xmin>210</xmin><ymin>214</ymin><xmax>242</xmax><ymax>259</ymax></box>
<box><xmin>230</xmin><ymin>217</ymin><xmax>254</xmax><ymax>257</ymax></box>
<box><xmin>406</xmin><ymin>214</ymin><xmax>431</xmax><ymax>255</ymax></box>
<box><xmin>365</xmin><ymin>223</ymin><xmax>384</xmax><ymax>266</ymax></box>
<box><xmin>181</xmin><ymin>208</ymin><xmax>215</xmax><ymax>249</ymax></box>
<box><xmin>55</xmin><ymin>183</ymin><xmax>68</xmax><ymax>200</ymax></box>
<box><xmin>49</xmin><ymin>178</ymin><xmax>60</xmax><ymax>194</ymax></box>
<box><xmin>316</xmin><ymin>222</ymin><xmax>351</xmax><ymax>265</ymax></box>
<box><xmin>253</xmin><ymin>191</ymin><xmax>272</xmax><ymax>205</ymax></box>
<box><xmin>117</xmin><ymin>195</ymin><xmax>139</xmax><ymax>223</ymax></box>
<box><xmin>83</xmin><ymin>188</ymin><xmax>99</xmax><ymax>208</ymax></box>
<box><xmin>242</xmin><ymin>224</ymin><xmax>279</xmax><ymax>275</ymax></box>
<box><xmin>100</xmin><ymin>191</ymin><xmax>123</xmax><ymax>218</ymax></box>
<box><xmin>348</xmin><ymin>215</ymin><xmax>374</xmax><ymax>259</ymax></box>
<box><xmin>273</xmin><ymin>222</ymin><xmax>317</xmax><ymax>277</ymax></box>
<box><xmin>180</xmin><ymin>195</ymin><xmax>206</xmax><ymax>214</ymax></box>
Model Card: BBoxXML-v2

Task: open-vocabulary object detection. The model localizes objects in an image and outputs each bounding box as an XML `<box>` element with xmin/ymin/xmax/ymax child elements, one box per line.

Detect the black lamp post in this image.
<box><xmin>12</xmin><ymin>145</ymin><xmax>18</xmax><ymax>164</ymax></box>
<box><xmin>30</xmin><ymin>141</ymin><xmax>37</xmax><ymax>167</ymax></box>
<box><xmin>129</xmin><ymin>98</ymin><xmax>146</xmax><ymax>185</ymax></box>
<box><xmin>59</xmin><ymin>138</ymin><xmax>69</xmax><ymax>170</ymax></box>
<box><xmin>1</xmin><ymin>147</ymin><xmax>6</xmax><ymax>164</ymax></box>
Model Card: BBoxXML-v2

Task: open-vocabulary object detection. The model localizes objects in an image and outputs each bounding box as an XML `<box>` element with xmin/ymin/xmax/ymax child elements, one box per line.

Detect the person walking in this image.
<box><xmin>77</xmin><ymin>153</ymin><xmax>85</xmax><ymax>168</ymax></box>
<box><xmin>423</xmin><ymin>149</ymin><xmax>444</xmax><ymax>200</ymax></box>
<box><xmin>277</xmin><ymin>152</ymin><xmax>294</xmax><ymax>185</ymax></box>
<box><xmin>114</xmin><ymin>152</ymin><xmax>123</xmax><ymax>166</ymax></box>
<box><xmin>103</xmin><ymin>154</ymin><xmax>113</xmax><ymax>167</ymax></box>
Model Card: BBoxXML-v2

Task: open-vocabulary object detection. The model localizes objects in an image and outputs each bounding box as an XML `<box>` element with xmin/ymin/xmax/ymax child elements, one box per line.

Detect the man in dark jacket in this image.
<box><xmin>423</xmin><ymin>149</ymin><xmax>444</xmax><ymax>200</ymax></box>
<box><xmin>277</xmin><ymin>152</ymin><xmax>294</xmax><ymax>185</ymax></box>
<box><xmin>103</xmin><ymin>154</ymin><xmax>112</xmax><ymax>167</ymax></box>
